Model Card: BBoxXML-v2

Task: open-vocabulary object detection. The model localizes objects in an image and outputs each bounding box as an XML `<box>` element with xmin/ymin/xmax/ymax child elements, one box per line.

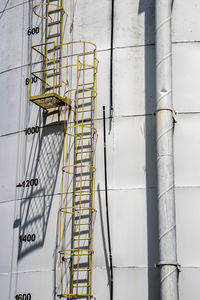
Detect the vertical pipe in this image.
<box><xmin>110</xmin><ymin>0</ymin><xmax>115</xmax><ymax>119</ymax></box>
<box><xmin>155</xmin><ymin>1</ymin><xmax>179</xmax><ymax>300</ymax></box>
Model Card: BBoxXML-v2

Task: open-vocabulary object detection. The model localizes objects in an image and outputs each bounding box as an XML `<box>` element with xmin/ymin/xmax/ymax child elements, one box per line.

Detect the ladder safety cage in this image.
<box><xmin>57</xmin><ymin>41</ymin><xmax>98</xmax><ymax>300</ymax></box>
<box><xmin>33</xmin><ymin>0</ymin><xmax>66</xmax><ymax>20</ymax></box>
<box><xmin>29</xmin><ymin>41</ymin><xmax>97</xmax><ymax>110</ymax></box>
<box><xmin>30</xmin><ymin>0</ymin><xmax>68</xmax><ymax>110</ymax></box>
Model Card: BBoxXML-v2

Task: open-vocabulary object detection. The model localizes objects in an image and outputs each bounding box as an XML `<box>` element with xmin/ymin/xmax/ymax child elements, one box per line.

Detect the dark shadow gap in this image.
<box><xmin>139</xmin><ymin>1</ymin><xmax>160</xmax><ymax>300</ymax></box>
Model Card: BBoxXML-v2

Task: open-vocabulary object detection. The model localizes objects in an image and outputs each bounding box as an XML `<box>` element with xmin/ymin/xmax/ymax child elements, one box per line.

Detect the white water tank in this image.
<box><xmin>1</xmin><ymin>0</ymin><xmax>200</xmax><ymax>299</ymax></box>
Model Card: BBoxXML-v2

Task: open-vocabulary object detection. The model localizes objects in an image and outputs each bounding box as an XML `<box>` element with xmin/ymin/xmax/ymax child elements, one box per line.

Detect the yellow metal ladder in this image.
<box><xmin>29</xmin><ymin>3</ymin><xmax>98</xmax><ymax>298</ymax></box>
<box><xmin>58</xmin><ymin>41</ymin><xmax>98</xmax><ymax>299</ymax></box>
<box><xmin>30</xmin><ymin>0</ymin><xmax>70</xmax><ymax>110</ymax></box>
<box><xmin>45</xmin><ymin>0</ymin><xmax>65</xmax><ymax>93</ymax></box>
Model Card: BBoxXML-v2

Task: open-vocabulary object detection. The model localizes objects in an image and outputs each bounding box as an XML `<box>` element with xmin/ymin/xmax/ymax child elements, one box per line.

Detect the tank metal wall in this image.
<box><xmin>0</xmin><ymin>0</ymin><xmax>200</xmax><ymax>299</ymax></box>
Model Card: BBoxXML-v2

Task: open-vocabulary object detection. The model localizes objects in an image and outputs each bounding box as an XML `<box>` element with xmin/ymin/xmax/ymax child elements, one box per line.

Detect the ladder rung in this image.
<box><xmin>76</xmin><ymin>132</ymin><xmax>93</xmax><ymax>137</ymax></box>
<box><xmin>47</xmin><ymin>45</ymin><xmax>61</xmax><ymax>53</ymax></box>
<box><xmin>47</xmin><ymin>58</ymin><xmax>60</xmax><ymax>65</ymax></box>
<box><xmin>76</xmin><ymin>150</ymin><xmax>93</xmax><ymax>155</ymax></box>
<box><xmin>75</xmin><ymin>193</ymin><xmax>92</xmax><ymax>197</ymax></box>
<box><xmin>73</xmin><ymin>285</ymin><xmax>90</xmax><ymax>288</ymax></box>
<box><xmin>74</xmin><ymin>231</ymin><xmax>90</xmax><ymax>236</ymax></box>
<box><xmin>75</xmin><ymin>179</ymin><xmax>92</xmax><ymax>182</ymax></box>
<box><xmin>75</xmin><ymin>187</ymin><xmax>92</xmax><ymax>192</ymax></box>
<box><xmin>48</xmin><ymin>8</ymin><xmax>62</xmax><ymax>14</ymax></box>
<box><xmin>48</xmin><ymin>20</ymin><xmax>61</xmax><ymax>26</ymax></box>
<box><xmin>76</xmin><ymin>165</ymin><xmax>92</xmax><ymax>170</ymax></box>
<box><xmin>75</xmin><ymin>215</ymin><xmax>90</xmax><ymax>221</ymax></box>
<box><xmin>75</xmin><ymin>214</ymin><xmax>90</xmax><ymax>221</ymax></box>
<box><xmin>45</xmin><ymin>84</ymin><xmax>61</xmax><ymax>90</ymax></box>
<box><xmin>70</xmin><ymin>252</ymin><xmax>91</xmax><ymax>256</ymax></box>
<box><xmin>73</xmin><ymin>246</ymin><xmax>91</xmax><ymax>250</ymax></box>
<box><xmin>73</xmin><ymin>240</ymin><xmax>91</xmax><ymax>245</ymax></box>
<box><xmin>75</xmin><ymin>134</ymin><xmax>94</xmax><ymax>139</ymax></box>
<box><xmin>73</xmin><ymin>268</ymin><xmax>90</xmax><ymax>272</ymax></box>
<box><xmin>74</xmin><ymin>222</ymin><xmax>91</xmax><ymax>226</ymax></box>
<box><xmin>73</xmin><ymin>280</ymin><xmax>89</xmax><ymax>284</ymax></box>
<box><xmin>78</xmin><ymin>82</ymin><xmax>94</xmax><ymax>86</ymax></box>
<box><xmin>74</xmin><ymin>238</ymin><xmax>91</xmax><ymax>241</ymax></box>
<box><xmin>77</xmin><ymin>144</ymin><xmax>91</xmax><ymax>150</ymax></box>
<box><xmin>75</xmin><ymin>159</ymin><xmax>92</xmax><ymax>163</ymax></box>
<box><xmin>75</xmin><ymin>200</ymin><xmax>91</xmax><ymax>205</ymax></box>
<box><xmin>78</xmin><ymin>104</ymin><xmax>92</xmax><ymax>109</ymax></box>
<box><xmin>76</xmin><ymin>134</ymin><xmax>92</xmax><ymax>138</ymax></box>
<box><xmin>79</xmin><ymin>136</ymin><xmax>94</xmax><ymax>140</ymax></box>
<box><xmin>73</xmin><ymin>262</ymin><xmax>90</xmax><ymax>268</ymax></box>
<box><xmin>75</xmin><ymin>172</ymin><xmax>91</xmax><ymax>177</ymax></box>
<box><xmin>77</xmin><ymin>95</ymin><xmax>95</xmax><ymax>100</ymax></box>
<box><xmin>47</xmin><ymin>33</ymin><xmax>61</xmax><ymax>39</ymax></box>
<box><xmin>75</xmin><ymin>185</ymin><xmax>91</xmax><ymax>191</ymax></box>
<box><xmin>46</xmin><ymin>72</ymin><xmax>61</xmax><ymax>78</ymax></box>
<box><xmin>77</xmin><ymin>109</ymin><xmax>94</xmax><ymax>113</ymax></box>
<box><xmin>78</xmin><ymin>67</ymin><xmax>93</xmax><ymax>71</ymax></box>
<box><xmin>77</xmin><ymin>119</ymin><xmax>94</xmax><ymax>123</ymax></box>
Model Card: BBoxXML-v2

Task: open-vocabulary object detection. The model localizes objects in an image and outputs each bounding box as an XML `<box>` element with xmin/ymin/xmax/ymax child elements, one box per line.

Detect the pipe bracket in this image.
<box><xmin>156</xmin><ymin>261</ymin><xmax>181</xmax><ymax>272</ymax></box>
<box><xmin>153</xmin><ymin>108</ymin><xmax>177</xmax><ymax>123</ymax></box>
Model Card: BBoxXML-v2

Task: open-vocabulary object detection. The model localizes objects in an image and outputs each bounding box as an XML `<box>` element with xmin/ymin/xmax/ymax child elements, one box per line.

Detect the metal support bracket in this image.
<box><xmin>156</xmin><ymin>261</ymin><xmax>181</xmax><ymax>272</ymax></box>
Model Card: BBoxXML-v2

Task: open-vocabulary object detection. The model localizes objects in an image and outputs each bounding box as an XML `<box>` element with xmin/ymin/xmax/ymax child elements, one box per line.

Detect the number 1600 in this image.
<box><xmin>15</xmin><ymin>294</ymin><xmax>31</xmax><ymax>300</ymax></box>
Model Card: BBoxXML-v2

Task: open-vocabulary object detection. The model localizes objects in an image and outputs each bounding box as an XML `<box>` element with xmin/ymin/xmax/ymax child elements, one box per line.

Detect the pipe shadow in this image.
<box><xmin>97</xmin><ymin>184</ymin><xmax>111</xmax><ymax>287</ymax></box>
<box><xmin>138</xmin><ymin>1</ymin><xmax>160</xmax><ymax>299</ymax></box>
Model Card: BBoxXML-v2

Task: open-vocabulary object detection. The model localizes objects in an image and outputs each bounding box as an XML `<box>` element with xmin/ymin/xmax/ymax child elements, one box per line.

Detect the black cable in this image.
<box><xmin>103</xmin><ymin>106</ymin><xmax>113</xmax><ymax>300</ymax></box>
<box><xmin>110</xmin><ymin>0</ymin><xmax>115</xmax><ymax>119</ymax></box>
<box><xmin>171</xmin><ymin>0</ymin><xmax>174</xmax><ymax>11</ymax></box>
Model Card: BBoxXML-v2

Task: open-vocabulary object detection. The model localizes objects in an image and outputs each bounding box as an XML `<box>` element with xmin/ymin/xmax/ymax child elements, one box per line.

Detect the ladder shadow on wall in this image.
<box><xmin>0</xmin><ymin>0</ymin><xmax>10</xmax><ymax>20</ymax></box>
<box><xmin>14</xmin><ymin>112</ymin><xmax>64</xmax><ymax>261</ymax></box>
<box><xmin>13</xmin><ymin>0</ymin><xmax>57</xmax><ymax>261</ymax></box>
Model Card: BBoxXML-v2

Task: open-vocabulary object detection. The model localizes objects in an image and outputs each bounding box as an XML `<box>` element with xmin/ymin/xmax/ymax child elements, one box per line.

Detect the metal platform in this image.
<box><xmin>30</xmin><ymin>93</ymin><xmax>71</xmax><ymax>110</ymax></box>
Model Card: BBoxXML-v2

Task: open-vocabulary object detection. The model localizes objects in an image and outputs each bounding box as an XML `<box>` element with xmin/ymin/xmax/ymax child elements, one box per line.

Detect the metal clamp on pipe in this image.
<box><xmin>156</xmin><ymin>261</ymin><xmax>181</xmax><ymax>272</ymax></box>
<box><xmin>153</xmin><ymin>108</ymin><xmax>177</xmax><ymax>123</ymax></box>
